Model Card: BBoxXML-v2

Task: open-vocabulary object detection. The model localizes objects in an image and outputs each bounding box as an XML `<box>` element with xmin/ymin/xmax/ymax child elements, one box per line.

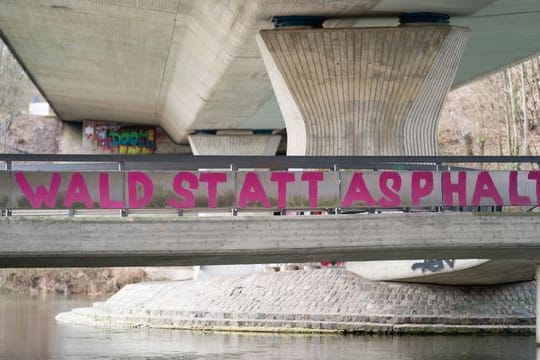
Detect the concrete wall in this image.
<box><xmin>1</xmin><ymin>213</ymin><xmax>540</xmax><ymax>267</ymax></box>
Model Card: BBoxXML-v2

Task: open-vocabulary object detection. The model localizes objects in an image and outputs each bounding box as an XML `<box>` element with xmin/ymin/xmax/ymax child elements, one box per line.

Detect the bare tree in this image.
<box><xmin>440</xmin><ymin>52</ymin><xmax>540</xmax><ymax>169</ymax></box>
<box><xmin>0</xmin><ymin>41</ymin><xmax>36</xmax><ymax>151</ymax></box>
<box><xmin>0</xmin><ymin>42</ymin><xmax>29</xmax><ymax>116</ymax></box>
<box><xmin>520</xmin><ymin>63</ymin><xmax>529</xmax><ymax>155</ymax></box>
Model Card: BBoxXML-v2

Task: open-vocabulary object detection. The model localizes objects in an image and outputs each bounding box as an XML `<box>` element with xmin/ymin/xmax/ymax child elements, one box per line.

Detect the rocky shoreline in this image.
<box><xmin>56</xmin><ymin>269</ymin><xmax>535</xmax><ymax>334</ymax></box>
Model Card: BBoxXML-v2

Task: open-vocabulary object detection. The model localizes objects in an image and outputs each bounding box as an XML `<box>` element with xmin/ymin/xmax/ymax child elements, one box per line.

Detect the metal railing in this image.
<box><xmin>1</xmin><ymin>154</ymin><xmax>539</xmax><ymax>171</ymax></box>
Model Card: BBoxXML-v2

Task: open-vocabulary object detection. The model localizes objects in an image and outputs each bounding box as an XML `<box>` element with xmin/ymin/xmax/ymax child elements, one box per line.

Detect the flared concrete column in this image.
<box><xmin>256</xmin><ymin>24</ymin><xmax>469</xmax><ymax>155</ymax></box>
<box><xmin>188</xmin><ymin>133</ymin><xmax>281</xmax><ymax>156</ymax></box>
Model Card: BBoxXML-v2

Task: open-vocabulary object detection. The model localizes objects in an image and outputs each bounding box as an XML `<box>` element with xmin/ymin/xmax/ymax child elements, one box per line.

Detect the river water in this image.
<box><xmin>0</xmin><ymin>293</ymin><xmax>537</xmax><ymax>360</ymax></box>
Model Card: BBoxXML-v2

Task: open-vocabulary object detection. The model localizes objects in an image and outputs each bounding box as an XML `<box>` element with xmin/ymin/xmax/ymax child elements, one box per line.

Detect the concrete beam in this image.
<box><xmin>1</xmin><ymin>213</ymin><xmax>540</xmax><ymax>268</ymax></box>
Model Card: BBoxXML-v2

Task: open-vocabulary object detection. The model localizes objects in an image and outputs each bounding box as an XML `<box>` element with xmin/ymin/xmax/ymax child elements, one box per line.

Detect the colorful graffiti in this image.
<box><xmin>84</xmin><ymin>122</ymin><xmax>156</xmax><ymax>154</ymax></box>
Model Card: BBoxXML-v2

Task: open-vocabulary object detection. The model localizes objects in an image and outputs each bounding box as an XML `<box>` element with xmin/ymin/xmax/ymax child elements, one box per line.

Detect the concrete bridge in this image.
<box><xmin>2</xmin><ymin>0</ymin><xmax>540</xmax><ymax>343</ymax></box>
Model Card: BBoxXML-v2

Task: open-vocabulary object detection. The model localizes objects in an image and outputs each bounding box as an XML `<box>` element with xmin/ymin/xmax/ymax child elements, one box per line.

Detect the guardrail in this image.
<box><xmin>1</xmin><ymin>154</ymin><xmax>538</xmax><ymax>170</ymax></box>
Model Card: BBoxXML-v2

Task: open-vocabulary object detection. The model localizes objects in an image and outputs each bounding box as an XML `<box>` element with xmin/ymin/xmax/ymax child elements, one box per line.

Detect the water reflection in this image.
<box><xmin>0</xmin><ymin>294</ymin><xmax>536</xmax><ymax>359</ymax></box>
<box><xmin>51</xmin><ymin>330</ymin><xmax>539</xmax><ymax>360</ymax></box>
<box><xmin>0</xmin><ymin>293</ymin><xmax>81</xmax><ymax>360</ymax></box>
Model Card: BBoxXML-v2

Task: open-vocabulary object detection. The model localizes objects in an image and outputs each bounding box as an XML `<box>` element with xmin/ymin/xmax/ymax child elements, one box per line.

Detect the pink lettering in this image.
<box><xmin>378</xmin><ymin>172</ymin><xmax>402</xmax><ymax>207</ymax></box>
<box><xmin>168</xmin><ymin>172</ymin><xmax>198</xmax><ymax>209</ymax></box>
<box><xmin>341</xmin><ymin>173</ymin><xmax>375</xmax><ymax>207</ymax></box>
<box><xmin>199</xmin><ymin>172</ymin><xmax>227</xmax><ymax>208</ymax></box>
<box><xmin>270</xmin><ymin>172</ymin><xmax>295</xmax><ymax>209</ymax></box>
<box><xmin>472</xmin><ymin>171</ymin><xmax>503</xmax><ymax>206</ymax></box>
<box><xmin>15</xmin><ymin>172</ymin><xmax>61</xmax><ymax>209</ymax></box>
<box><xmin>301</xmin><ymin>172</ymin><xmax>323</xmax><ymax>208</ymax></box>
<box><xmin>442</xmin><ymin>171</ymin><xmax>467</xmax><ymax>206</ymax></box>
<box><xmin>99</xmin><ymin>173</ymin><xmax>124</xmax><ymax>208</ymax></box>
<box><xmin>238</xmin><ymin>172</ymin><xmax>271</xmax><ymax>208</ymax></box>
<box><xmin>509</xmin><ymin>171</ymin><xmax>530</xmax><ymax>205</ymax></box>
<box><xmin>528</xmin><ymin>171</ymin><xmax>540</xmax><ymax>204</ymax></box>
<box><xmin>63</xmin><ymin>172</ymin><xmax>93</xmax><ymax>208</ymax></box>
<box><xmin>128</xmin><ymin>172</ymin><xmax>154</xmax><ymax>208</ymax></box>
<box><xmin>411</xmin><ymin>172</ymin><xmax>434</xmax><ymax>206</ymax></box>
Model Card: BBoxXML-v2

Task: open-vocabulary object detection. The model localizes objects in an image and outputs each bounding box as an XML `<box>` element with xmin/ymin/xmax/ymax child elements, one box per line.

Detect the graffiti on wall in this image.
<box><xmin>411</xmin><ymin>259</ymin><xmax>456</xmax><ymax>273</ymax></box>
<box><xmin>84</xmin><ymin>122</ymin><xmax>156</xmax><ymax>154</ymax></box>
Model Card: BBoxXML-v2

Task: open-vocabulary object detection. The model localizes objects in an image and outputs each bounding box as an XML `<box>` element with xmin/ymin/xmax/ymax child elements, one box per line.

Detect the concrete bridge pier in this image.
<box><xmin>188</xmin><ymin>131</ymin><xmax>281</xmax><ymax>278</ymax></box>
<box><xmin>255</xmin><ymin>16</ymin><xmax>489</xmax><ymax>283</ymax></box>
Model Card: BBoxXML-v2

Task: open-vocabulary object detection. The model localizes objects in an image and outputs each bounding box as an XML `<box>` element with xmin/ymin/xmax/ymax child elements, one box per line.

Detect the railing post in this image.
<box><xmin>435</xmin><ymin>161</ymin><xmax>442</xmax><ymax>213</ymax></box>
<box><xmin>334</xmin><ymin>163</ymin><xmax>341</xmax><ymax>215</ymax></box>
<box><xmin>5</xmin><ymin>160</ymin><xmax>11</xmax><ymax>217</ymax></box>
<box><xmin>231</xmin><ymin>163</ymin><xmax>238</xmax><ymax>216</ymax></box>
<box><xmin>119</xmin><ymin>160</ymin><xmax>128</xmax><ymax>217</ymax></box>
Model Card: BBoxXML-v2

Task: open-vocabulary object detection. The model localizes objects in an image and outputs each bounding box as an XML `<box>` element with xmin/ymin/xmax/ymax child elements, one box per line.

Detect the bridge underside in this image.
<box><xmin>1</xmin><ymin>213</ymin><xmax>539</xmax><ymax>268</ymax></box>
<box><xmin>1</xmin><ymin>1</ymin><xmax>539</xmax><ymax>141</ymax></box>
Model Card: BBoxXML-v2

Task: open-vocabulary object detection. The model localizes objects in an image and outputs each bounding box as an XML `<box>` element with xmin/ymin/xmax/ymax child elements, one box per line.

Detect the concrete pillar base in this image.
<box><xmin>188</xmin><ymin>133</ymin><xmax>281</xmax><ymax>156</ymax></box>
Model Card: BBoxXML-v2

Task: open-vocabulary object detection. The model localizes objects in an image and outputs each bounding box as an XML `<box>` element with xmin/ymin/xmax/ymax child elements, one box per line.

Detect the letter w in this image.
<box><xmin>15</xmin><ymin>172</ymin><xmax>61</xmax><ymax>208</ymax></box>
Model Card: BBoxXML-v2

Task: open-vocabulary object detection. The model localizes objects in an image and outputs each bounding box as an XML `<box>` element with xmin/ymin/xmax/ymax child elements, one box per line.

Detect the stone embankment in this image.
<box><xmin>56</xmin><ymin>269</ymin><xmax>535</xmax><ymax>334</ymax></box>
